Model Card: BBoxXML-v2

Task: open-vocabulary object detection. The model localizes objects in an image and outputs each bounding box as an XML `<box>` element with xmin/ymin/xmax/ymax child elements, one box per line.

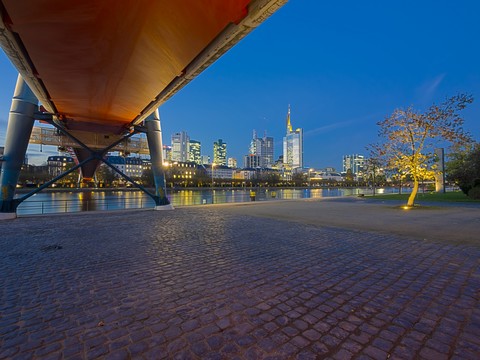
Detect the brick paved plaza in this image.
<box><xmin>1</xmin><ymin>199</ymin><xmax>479</xmax><ymax>359</ymax></box>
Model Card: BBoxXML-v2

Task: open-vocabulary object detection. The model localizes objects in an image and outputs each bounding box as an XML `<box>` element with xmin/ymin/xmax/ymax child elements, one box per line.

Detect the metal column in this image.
<box><xmin>73</xmin><ymin>147</ymin><xmax>102</xmax><ymax>186</ymax></box>
<box><xmin>145</xmin><ymin>109</ymin><xmax>173</xmax><ymax>210</ymax></box>
<box><xmin>0</xmin><ymin>75</ymin><xmax>38</xmax><ymax>219</ymax></box>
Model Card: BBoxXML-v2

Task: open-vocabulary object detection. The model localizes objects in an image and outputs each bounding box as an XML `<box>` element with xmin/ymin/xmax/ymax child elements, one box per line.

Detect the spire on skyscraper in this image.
<box><xmin>283</xmin><ymin>104</ymin><xmax>303</xmax><ymax>170</ymax></box>
<box><xmin>286</xmin><ymin>104</ymin><xmax>293</xmax><ymax>133</ymax></box>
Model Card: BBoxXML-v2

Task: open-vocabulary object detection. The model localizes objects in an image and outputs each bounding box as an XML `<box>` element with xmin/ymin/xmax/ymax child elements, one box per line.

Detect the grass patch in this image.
<box><xmin>368</xmin><ymin>191</ymin><xmax>479</xmax><ymax>203</ymax></box>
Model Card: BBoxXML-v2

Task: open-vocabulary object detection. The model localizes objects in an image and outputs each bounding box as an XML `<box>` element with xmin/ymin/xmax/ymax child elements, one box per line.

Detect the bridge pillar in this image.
<box><xmin>73</xmin><ymin>148</ymin><xmax>102</xmax><ymax>187</ymax></box>
<box><xmin>145</xmin><ymin>109</ymin><xmax>172</xmax><ymax>210</ymax></box>
<box><xmin>0</xmin><ymin>75</ymin><xmax>38</xmax><ymax>219</ymax></box>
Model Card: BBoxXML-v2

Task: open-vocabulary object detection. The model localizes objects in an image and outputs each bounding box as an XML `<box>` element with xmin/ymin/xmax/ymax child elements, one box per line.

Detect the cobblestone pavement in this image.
<box><xmin>1</xmin><ymin>204</ymin><xmax>479</xmax><ymax>359</ymax></box>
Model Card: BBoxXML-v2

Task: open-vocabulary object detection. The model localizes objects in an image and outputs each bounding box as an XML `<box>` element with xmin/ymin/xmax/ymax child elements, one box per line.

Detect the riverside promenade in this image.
<box><xmin>1</xmin><ymin>197</ymin><xmax>479</xmax><ymax>359</ymax></box>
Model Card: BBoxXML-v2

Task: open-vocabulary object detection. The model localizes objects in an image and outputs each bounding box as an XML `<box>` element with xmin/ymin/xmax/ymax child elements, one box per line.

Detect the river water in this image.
<box><xmin>16</xmin><ymin>187</ymin><xmax>406</xmax><ymax>216</ymax></box>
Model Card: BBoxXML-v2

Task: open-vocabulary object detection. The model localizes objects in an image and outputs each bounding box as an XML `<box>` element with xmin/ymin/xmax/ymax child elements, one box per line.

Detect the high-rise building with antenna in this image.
<box><xmin>283</xmin><ymin>105</ymin><xmax>303</xmax><ymax>170</ymax></box>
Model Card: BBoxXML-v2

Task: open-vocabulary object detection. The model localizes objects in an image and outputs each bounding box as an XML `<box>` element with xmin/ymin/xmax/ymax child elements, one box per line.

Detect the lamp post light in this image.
<box><xmin>163</xmin><ymin>161</ymin><xmax>170</xmax><ymax>188</ymax></box>
<box><xmin>211</xmin><ymin>163</ymin><xmax>216</xmax><ymax>188</ymax></box>
<box><xmin>308</xmin><ymin>168</ymin><xmax>313</xmax><ymax>187</ymax></box>
<box><xmin>211</xmin><ymin>163</ymin><xmax>216</xmax><ymax>204</ymax></box>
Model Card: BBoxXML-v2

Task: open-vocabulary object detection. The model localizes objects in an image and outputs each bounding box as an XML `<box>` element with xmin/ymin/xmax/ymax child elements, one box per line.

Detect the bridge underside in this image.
<box><xmin>0</xmin><ymin>0</ymin><xmax>286</xmax><ymax>132</ymax></box>
<box><xmin>0</xmin><ymin>0</ymin><xmax>287</xmax><ymax>217</ymax></box>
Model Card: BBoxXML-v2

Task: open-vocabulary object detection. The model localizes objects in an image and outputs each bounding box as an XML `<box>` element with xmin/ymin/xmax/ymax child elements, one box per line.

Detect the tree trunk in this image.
<box><xmin>407</xmin><ymin>178</ymin><xmax>419</xmax><ymax>207</ymax></box>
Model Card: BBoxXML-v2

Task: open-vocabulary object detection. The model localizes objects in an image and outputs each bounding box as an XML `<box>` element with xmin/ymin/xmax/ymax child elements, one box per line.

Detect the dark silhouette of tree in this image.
<box><xmin>96</xmin><ymin>165</ymin><xmax>116</xmax><ymax>187</ymax></box>
<box><xmin>446</xmin><ymin>143</ymin><xmax>480</xmax><ymax>197</ymax></box>
<box><xmin>345</xmin><ymin>169</ymin><xmax>354</xmax><ymax>184</ymax></box>
<box><xmin>291</xmin><ymin>173</ymin><xmax>306</xmax><ymax>187</ymax></box>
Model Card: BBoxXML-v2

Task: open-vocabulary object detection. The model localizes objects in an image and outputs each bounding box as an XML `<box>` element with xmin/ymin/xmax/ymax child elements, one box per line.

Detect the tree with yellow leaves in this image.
<box><xmin>370</xmin><ymin>94</ymin><xmax>473</xmax><ymax>207</ymax></box>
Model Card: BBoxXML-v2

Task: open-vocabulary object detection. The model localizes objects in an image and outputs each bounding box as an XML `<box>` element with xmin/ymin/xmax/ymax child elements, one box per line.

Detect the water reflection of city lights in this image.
<box><xmin>18</xmin><ymin>187</ymin><xmax>410</xmax><ymax>215</ymax></box>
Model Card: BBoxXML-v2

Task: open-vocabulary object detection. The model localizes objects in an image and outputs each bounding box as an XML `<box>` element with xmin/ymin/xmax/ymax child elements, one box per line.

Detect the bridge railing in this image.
<box><xmin>15</xmin><ymin>189</ymin><xmax>307</xmax><ymax>216</ymax></box>
<box><xmin>17</xmin><ymin>196</ymin><xmax>156</xmax><ymax>216</ymax></box>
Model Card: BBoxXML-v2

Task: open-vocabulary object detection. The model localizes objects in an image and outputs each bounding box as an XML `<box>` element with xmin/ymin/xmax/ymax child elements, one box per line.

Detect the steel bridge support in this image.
<box><xmin>145</xmin><ymin>109</ymin><xmax>173</xmax><ymax>210</ymax></box>
<box><xmin>0</xmin><ymin>75</ymin><xmax>172</xmax><ymax>219</ymax></box>
<box><xmin>0</xmin><ymin>75</ymin><xmax>38</xmax><ymax>219</ymax></box>
<box><xmin>32</xmin><ymin>117</ymin><xmax>172</xmax><ymax>211</ymax></box>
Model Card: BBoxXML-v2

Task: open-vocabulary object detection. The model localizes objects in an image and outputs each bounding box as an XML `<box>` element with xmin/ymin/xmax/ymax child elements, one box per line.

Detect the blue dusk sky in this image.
<box><xmin>1</xmin><ymin>0</ymin><xmax>480</xmax><ymax>170</ymax></box>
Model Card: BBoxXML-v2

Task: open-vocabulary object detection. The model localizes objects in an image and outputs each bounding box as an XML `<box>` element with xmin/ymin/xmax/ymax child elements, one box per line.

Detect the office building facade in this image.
<box><xmin>227</xmin><ymin>157</ymin><xmax>237</xmax><ymax>168</ymax></box>
<box><xmin>213</xmin><ymin>139</ymin><xmax>227</xmax><ymax>166</ymax></box>
<box><xmin>250</xmin><ymin>130</ymin><xmax>274</xmax><ymax>168</ymax></box>
<box><xmin>188</xmin><ymin>140</ymin><xmax>201</xmax><ymax>164</ymax></box>
<box><xmin>162</xmin><ymin>145</ymin><xmax>172</xmax><ymax>163</ymax></box>
<box><xmin>243</xmin><ymin>154</ymin><xmax>261</xmax><ymax>168</ymax></box>
<box><xmin>201</xmin><ymin>155</ymin><xmax>211</xmax><ymax>165</ymax></box>
<box><xmin>343</xmin><ymin>154</ymin><xmax>365</xmax><ymax>176</ymax></box>
<box><xmin>171</xmin><ymin>131</ymin><xmax>189</xmax><ymax>162</ymax></box>
<box><xmin>47</xmin><ymin>156</ymin><xmax>75</xmax><ymax>177</ymax></box>
<box><xmin>105</xmin><ymin>156</ymin><xmax>145</xmax><ymax>178</ymax></box>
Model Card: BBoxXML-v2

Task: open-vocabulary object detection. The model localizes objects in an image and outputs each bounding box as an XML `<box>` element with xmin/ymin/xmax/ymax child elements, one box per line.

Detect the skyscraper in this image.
<box><xmin>171</xmin><ymin>131</ymin><xmax>189</xmax><ymax>162</ymax></box>
<box><xmin>249</xmin><ymin>130</ymin><xmax>258</xmax><ymax>155</ymax></box>
<box><xmin>213</xmin><ymin>139</ymin><xmax>227</xmax><ymax>166</ymax></box>
<box><xmin>343</xmin><ymin>154</ymin><xmax>365</xmax><ymax>176</ymax></box>
<box><xmin>200</xmin><ymin>155</ymin><xmax>211</xmax><ymax>165</ymax></box>
<box><xmin>162</xmin><ymin>145</ymin><xmax>172</xmax><ymax>163</ymax></box>
<box><xmin>188</xmin><ymin>140</ymin><xmax>201</xmax><ymax>164</ymax></box>
<box><xmin>283</xmin><ymin>106</ymin><xmax>303</xmax><ymax>170</ymax></box>
<box><xmin>249</xmin><ymin>130</ymin><xmax>274</xmax><ymax>168</ymax></box>
<box><xmin>262</xmin><ymin>134</ymin><xmax>274</xmax><ymax>168</ymax></box>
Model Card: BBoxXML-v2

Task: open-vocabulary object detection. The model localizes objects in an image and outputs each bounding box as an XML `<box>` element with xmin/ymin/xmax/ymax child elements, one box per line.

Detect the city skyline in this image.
<box><xmin>166</xmin><ymin>124</ymin><xmax>279</xmax><ymax>168</ymax></box>
<box><xmin>1</xmin><ymin>1</ymin><xmax>480</xmax><ymax>170</ymax></box>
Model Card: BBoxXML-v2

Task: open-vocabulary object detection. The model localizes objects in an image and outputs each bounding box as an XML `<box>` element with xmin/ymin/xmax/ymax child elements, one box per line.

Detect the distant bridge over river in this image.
<box><xmin>30</xmin><ymin>126</ymin><xmax>150</xmax><ymax>155</ymax></box>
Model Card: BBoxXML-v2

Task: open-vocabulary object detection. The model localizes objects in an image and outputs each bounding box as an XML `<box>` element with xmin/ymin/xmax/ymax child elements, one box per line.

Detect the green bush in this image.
<box><xmin>467</xmin><ymin>185</ymin><xmax>480</xmax><ymax>200</ymax></box>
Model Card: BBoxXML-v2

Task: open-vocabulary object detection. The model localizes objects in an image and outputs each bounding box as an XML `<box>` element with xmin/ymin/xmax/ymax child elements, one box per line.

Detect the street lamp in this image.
<box><xmin>308</xmin><ymin>168</ymin><xmax>313</xmax><ymax>187</ymax></box>
<box><xmin>163</xmin><ymin>161</ymin><xmax>173</xmax><ymax>188</ymax></box>
<box><xmin>211</xmin><ymin>163</ymin><xmax>216</xmax><ymax>204</ymax></box>
<box><xmin>211</xmin><ymin>163</ymin><xmax>216</xmax><ymax>188</ymax></box>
